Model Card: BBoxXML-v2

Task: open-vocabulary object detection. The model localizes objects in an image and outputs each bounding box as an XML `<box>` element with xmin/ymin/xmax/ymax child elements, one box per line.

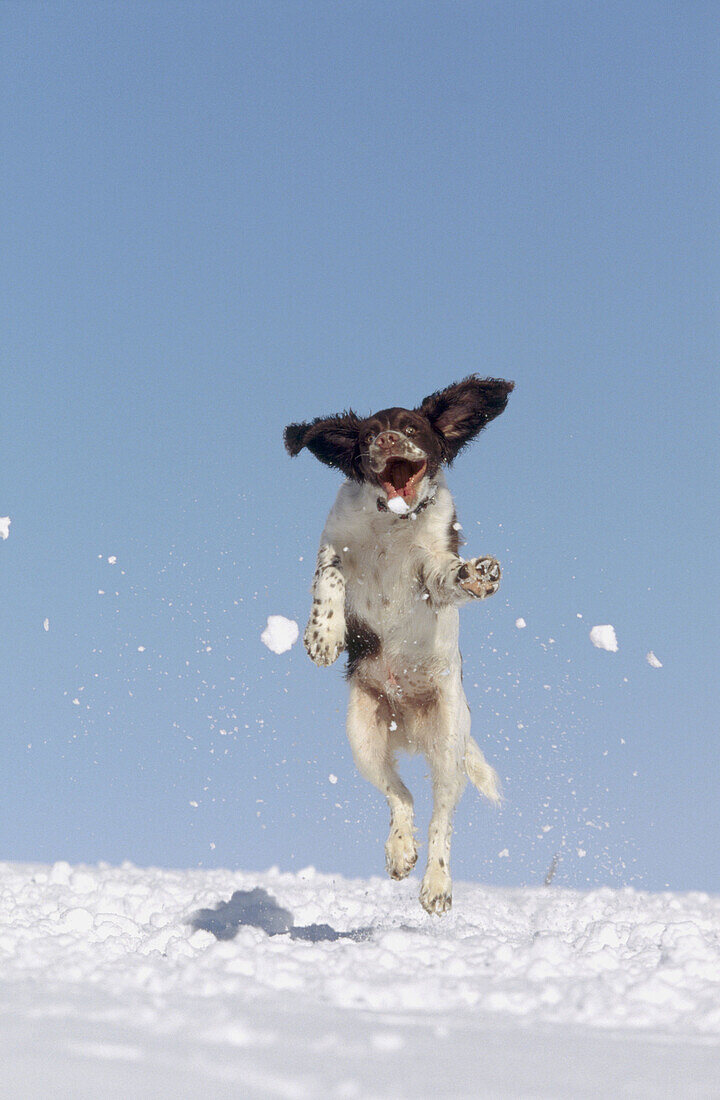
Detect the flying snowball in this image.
<box><xmin>0</xmin><ymin>517</ymin><xmax>10</xmax><ymax>540</ymax></box>
<box><xmin>515</xmin><ymin>617</ymin><xmax>527</xmax><ymax>629</ymax></box>
<box><xmin>589</xmin><ymin>624</ymin><xmax>618</xmax><ymax>652</ymax></box>
<box><xmin>646</xmin><ymin>651</ymin><xmax>663</xmax><ymax>669</ymax></box>
<box><xmin>261</xmin><ymin>615</ymin><xmax>299</xmax><ymax>654</ymax></box>
<box><xmin>387</xmin><ymin>497</ymin><xmax>410</xmax><ymax>515</ymax></box>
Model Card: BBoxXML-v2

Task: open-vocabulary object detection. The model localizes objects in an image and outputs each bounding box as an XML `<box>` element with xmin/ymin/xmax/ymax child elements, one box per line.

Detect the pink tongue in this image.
<box><xmin>384</xmin><ymin>462</ymin><xmax>411</xmax><ymax>498</ymax></box>
<box><xmin>386</xmin><ymin>481</ymin><xmax>411</xmax><ymax>500</ymax></box>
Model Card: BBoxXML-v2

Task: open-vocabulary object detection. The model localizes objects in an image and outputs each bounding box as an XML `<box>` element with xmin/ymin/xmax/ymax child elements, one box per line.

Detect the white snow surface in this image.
<box><xmin>260</xmin><ymin>615</ymin><xmax>299</xmax><ymax>654</ymax></box>
<box><xmin>2</xmin><ymin>862</ymin><xmax>719</xmax><ymax>1098</ymax></box>
<box><xmin>589</xmin><ymin>624</ymin><xmax>618</xmax><ymax>652</ymax></box>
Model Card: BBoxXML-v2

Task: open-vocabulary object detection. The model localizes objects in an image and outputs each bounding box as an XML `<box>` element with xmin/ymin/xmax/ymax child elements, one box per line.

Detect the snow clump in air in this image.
<box><xmin>0</xmin><ymin>517</ymin><xmax>10</xmax><ymax>540</ymax></box>
<box><xmin>515</xmin><ymin>617</ymin><xmax>527</xmax><ymax>629</ymax></box>
<box><xmin>646</xmin><ymin>651</ymin><xmax>663</xmax><ymax>668</ymax></box>
<box><xmin>589</xmin><ymin>624</ymin><xmax>618</xmax><ymax>652</ymax></box>
<box><xmin>261</xmin><ymin>615</ymin><xmax>299</xmax><ymax>654</ymax></box>
<box><xmin>387</xmin><ymin>497</ymin><xmax>410</xmax><ymax>515</ymax></box>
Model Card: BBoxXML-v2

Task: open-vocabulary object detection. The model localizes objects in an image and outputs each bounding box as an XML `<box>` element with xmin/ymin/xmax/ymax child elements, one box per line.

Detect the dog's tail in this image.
<box><xmin>464</xmin><ymin>737</ymin><xmax>502</xmax><ymax>804</ymax></box>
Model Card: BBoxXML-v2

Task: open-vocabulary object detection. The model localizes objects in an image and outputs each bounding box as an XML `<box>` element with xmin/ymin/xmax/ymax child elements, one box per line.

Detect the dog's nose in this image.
<box><xmin>375</xmin><ymin>431</ymin><xmax>400</xmax><ymax>451</ymax></box>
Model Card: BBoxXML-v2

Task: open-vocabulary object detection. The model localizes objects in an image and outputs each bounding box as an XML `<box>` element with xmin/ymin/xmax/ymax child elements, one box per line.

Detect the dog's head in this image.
<box><xmin>284</xmin><ymin>376</ymin><xmax>514</xmax><ymax>508</ymax></box>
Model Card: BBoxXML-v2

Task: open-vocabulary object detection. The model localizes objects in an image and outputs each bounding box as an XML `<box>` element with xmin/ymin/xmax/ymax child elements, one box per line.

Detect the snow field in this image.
<box><xmin>2</xmin><ymin>861</ymin><xmax>719</xmax><ymax>1097</ymax></box>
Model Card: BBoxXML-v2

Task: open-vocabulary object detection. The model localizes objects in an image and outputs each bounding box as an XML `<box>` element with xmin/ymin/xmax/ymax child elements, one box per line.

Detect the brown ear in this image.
<box><xmin>283</xmin><ymin>411</ymin><xmax>362</xmax><ymax>478</ymax></box>
<box><xmin>417</xmin><ymin>376</ymin><xmax>514</xmax><ymax>462</ymax></box>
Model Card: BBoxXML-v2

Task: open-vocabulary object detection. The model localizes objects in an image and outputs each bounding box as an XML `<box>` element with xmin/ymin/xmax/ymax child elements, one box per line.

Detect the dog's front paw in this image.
<box><xmin>304</xmin><ymin>616</ymin><xmax>346</xmax><ymax>666</ymax></box>
<box><xmin>457</xmin><ymin>556</ymin><xmax>501</xmax><ymax>600</ymax></box>
<box><xmin>420</xmin><ymin>864</ymin><xmax>453</xmax><ymax>915</ymax></box>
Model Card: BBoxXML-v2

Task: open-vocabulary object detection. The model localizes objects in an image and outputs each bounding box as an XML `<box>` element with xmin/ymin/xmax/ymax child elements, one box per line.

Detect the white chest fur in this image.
<box><xmin>321</xmin><ymin>476</ymin><xmax>461</xmax><ymax>682</ymax></box>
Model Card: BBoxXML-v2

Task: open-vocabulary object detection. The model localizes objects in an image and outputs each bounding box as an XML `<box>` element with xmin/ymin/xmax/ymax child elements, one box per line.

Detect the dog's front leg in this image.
<box><xmin>304</xmin><ymin>543</ymin><xmax>347</xmax><ymax>666</ymax></box>
<box><xmin>420</xmin><ymin>552</ymin><xmax>502</xmax><ymax>605</ymax></box>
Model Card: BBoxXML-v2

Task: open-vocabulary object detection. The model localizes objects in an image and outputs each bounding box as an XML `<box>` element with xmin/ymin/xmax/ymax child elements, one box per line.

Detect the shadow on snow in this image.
<box><xmin>190</xmin><ymin>886</ymin><xmax>372</xmax><ymax>943</ymax></box>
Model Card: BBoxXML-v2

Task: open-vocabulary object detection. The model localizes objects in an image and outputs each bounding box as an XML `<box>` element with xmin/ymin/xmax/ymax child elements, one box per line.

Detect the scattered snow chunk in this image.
<box><xmin>515</xmin><ymin>617</ymin><xmax>526</xmax><ymax>629</ymax></box>
<box><xmin>138</xmin><ymin>646</ymin><xmax>146</xmax><ymax>653</ymax></box>
<box><xmin>328</xmin><ymin>774</ymin><xmax>338</xmax><ymax>785</ymax></box>
<box><xmin>389</xmin><ymin>720</ymin><xmax>397</xmax><ymax>731</ymax></box>
<box><xmin>70</xmin><ymin>870</ymin><xmax>96</xmax><ymax>893</ymax></box>
<box><xmin>498</xmin><ymin>848</ymin><xmax>510</xmax><ymax>859</ymax></box>
<box><xmin>646</xmin><ymin>651</ymin><xmax>663</xmax><ymax>668</ymax></box>
<box><xmin>43</xmin><ymin>618</ymin><xmax>50</xmax><ymax>632</ymax></box>
<box><xmin>0</xmin><ymin>517</ymin><xmax>10</xmax><ymax>540</ymax></box>
<box><xmin>61</xmin><ymin>907</ymin><xmax>94</xmax><ymax>933</ymax></box>
<box><xmin>261</xmin><ymin>615</ymin><xmax>299</xmax><ymax>654</ymax></box>
<box><xmin>48</xmin><ymin>860</ymin><xmax>72</xmax><ymax>884</ymax></box>
<box><xmin>589</xmin><ymin>624</ymin><xmax>618</xmax><ymax>652</ymax></box>
<box><xmin>387</xmin><ymin>497</ymin><xmax>410</xmax><ymax>514</ymax></box>
<box><xmin>108</xmin><ymin>556</ymin><xmax>117</xmax><ymax>565</ymax></box>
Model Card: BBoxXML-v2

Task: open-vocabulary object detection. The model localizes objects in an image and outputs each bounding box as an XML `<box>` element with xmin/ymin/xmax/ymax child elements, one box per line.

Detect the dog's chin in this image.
<box><xmin>376</xmin><ymin>457</ymin><xmax>429</xmax><ymax>506</ymax></box>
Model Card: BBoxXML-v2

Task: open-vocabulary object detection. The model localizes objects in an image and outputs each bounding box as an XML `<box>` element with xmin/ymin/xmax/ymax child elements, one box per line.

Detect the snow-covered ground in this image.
<box><xmin>2</xmin><ymin>862</ymin><xmax>719</xmax><ymax>1099</ymax></box>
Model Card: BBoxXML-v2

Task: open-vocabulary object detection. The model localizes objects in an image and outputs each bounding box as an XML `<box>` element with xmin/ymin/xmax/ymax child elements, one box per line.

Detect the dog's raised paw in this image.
<box><xmin>457</xmin><ymin>556</ymin><xmax>501</xmax><ymax>600</ymax></box>
<box><xmin>304</xmin><ymin>625</ymin><xmax>345</xmax><ymax>666</ymax></box>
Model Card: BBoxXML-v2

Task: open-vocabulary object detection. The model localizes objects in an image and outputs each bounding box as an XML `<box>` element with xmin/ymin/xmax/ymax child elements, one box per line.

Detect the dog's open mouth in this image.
<box><xmin>379</xmin><ymin>457</ymin><xmax>427</xmax><ymax>502</ymax></box>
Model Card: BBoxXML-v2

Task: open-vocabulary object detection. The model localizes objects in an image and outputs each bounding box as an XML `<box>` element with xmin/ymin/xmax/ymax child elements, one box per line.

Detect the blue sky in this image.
<box><xmin>1</xmin><ymin>1</ymin><xmax>718</xmax><ymax>892</ymax></box>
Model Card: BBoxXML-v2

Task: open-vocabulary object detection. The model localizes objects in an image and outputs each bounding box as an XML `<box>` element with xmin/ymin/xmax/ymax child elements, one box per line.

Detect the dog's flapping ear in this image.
<box><xmin>284</xmin><ymin>411</ymin><xmax>362</xmax><ymax>478</ymax></box>
<box><xmin>417</xmin><ymin>376</ymin><xmax>514</xmax><ymax>463</ymax></box>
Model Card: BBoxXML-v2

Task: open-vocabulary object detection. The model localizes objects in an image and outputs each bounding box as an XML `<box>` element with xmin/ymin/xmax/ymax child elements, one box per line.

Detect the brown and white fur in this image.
<box><xmin>284</xmin><ymin>376</ymin><xmax>513</xmax><ymax>914</ymax></box>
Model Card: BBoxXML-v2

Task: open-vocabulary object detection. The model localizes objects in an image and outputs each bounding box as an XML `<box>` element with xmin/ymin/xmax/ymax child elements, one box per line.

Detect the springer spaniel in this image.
<box><xmin>284</xmin><ymin>376</ymin><xmax>514</xmax><ymax>914</ymax></box>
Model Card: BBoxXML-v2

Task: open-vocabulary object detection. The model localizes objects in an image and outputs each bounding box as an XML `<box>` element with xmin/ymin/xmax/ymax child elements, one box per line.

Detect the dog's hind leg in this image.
<box><xmin>346</xmin><ymin>682</ymin><xmax>417</xmax><ymax>880</ymax></box>
<box><xmin>419</xmin><ymin>697</ymin><xmax>469</xmax><ymax>915</ymax></box>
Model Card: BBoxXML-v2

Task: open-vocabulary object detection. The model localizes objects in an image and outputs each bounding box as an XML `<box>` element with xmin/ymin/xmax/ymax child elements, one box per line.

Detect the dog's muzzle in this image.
<box><xmin>369</xmin><ymin>432</ymin><xmax>428</xmax><ymax>505</ymax></box>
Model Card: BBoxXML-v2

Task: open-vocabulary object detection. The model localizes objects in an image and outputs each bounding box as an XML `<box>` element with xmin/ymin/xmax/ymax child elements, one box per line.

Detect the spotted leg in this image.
<box><xmin>304</xmin><ymin>543</ymin><xmax>346</xmax><ymax>666</ymax></box>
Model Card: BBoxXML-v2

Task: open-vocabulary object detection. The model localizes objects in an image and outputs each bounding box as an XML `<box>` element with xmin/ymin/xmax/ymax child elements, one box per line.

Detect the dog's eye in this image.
<box><xmin>405</xmin><ymin>425</ymin><xmax>416</xmax><ymax>435</ymax></box>
<box><xmin>364</xmin><ymin>432</ymin><xmax>375</xmax><ymax>445</ymax></box>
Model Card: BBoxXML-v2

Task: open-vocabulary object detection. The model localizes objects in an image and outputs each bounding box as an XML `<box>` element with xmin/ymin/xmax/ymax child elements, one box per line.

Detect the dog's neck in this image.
<box><xmin>347</xmin><ymin>471</ymin><xmax>445</xmax><ymax>521</ymax></box>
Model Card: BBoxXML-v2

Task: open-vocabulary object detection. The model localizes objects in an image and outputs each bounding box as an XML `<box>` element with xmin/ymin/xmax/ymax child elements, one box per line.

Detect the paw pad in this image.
<box><xmin>457</xmin><ymin>556</ymin><xmax>501</xmax><ymax>600</ymax></box>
